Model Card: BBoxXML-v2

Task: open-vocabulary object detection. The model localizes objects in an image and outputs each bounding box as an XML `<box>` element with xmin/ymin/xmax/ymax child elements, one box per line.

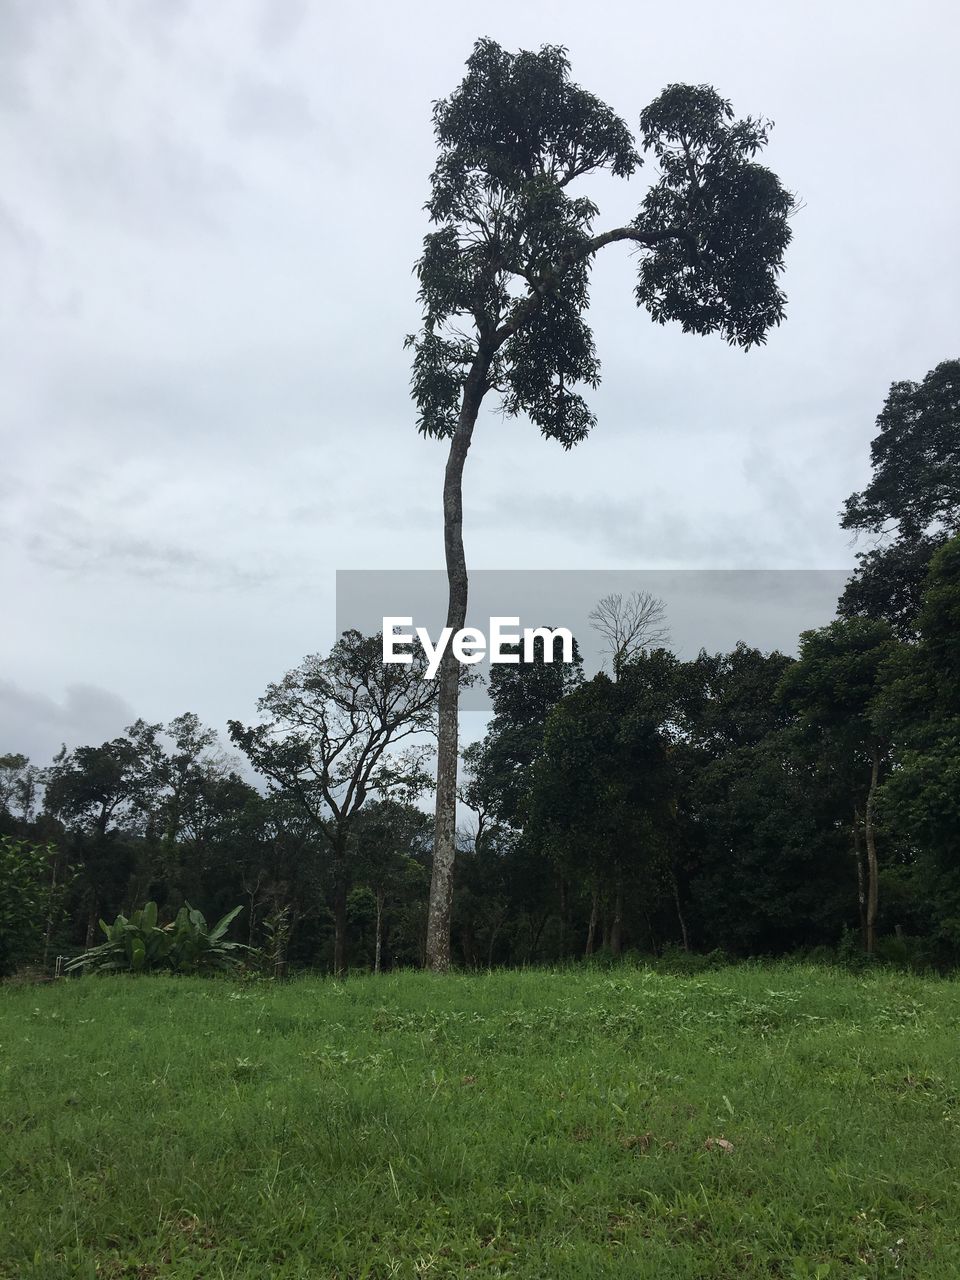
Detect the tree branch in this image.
<box><xmin>492</xmin><ymin>223</ymin><xmax>691</xmax><ymax>345</ymax></box>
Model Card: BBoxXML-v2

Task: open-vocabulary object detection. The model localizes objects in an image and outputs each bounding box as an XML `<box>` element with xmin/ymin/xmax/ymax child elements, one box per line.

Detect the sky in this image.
<box><xmin>2</xmin><ymin>0</ymin><xmax>958</xmax><ymax>764</ymax></box>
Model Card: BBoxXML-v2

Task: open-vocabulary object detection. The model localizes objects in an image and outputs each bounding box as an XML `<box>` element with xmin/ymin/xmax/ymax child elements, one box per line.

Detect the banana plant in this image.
<box><xmin>66</xmin><ymin>901</ymin><xmax>245</xmax><ymax>974</ymax></box>
<box><xmin>65</xmin><ymin>901</ymin><xmax>172</xmax><ymax>973</ymax></box>
<box><xmin>168</xmin><ymin>904</ymin><xmax>246</xmax><ymax>972</ymax></box>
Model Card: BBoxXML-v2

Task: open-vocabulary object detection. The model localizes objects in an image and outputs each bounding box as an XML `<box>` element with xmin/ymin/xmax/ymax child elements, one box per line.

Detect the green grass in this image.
<box><xmin>2</xmin><ymin>964</ymin><xmax>959</xmax><ymax>1278</ymax></box>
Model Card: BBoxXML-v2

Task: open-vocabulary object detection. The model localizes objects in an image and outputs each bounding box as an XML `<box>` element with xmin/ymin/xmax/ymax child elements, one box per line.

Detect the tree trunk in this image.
<box><xmin>610</xmin><ymin>876</ymin><xmax>624</xmax><ymax>958</ymax></box>
<box><xmin>85</xmin><ymin>898</ymin><xmax>99</xmax><ymax>949</ymax></box>
<box><xmin>332</xmin><ymin>861</ymin><xmax>348</xmax><ymax>977</ymax></box>
<box><xmin>864</xmin><ymin>744</ymin><xmax>881</xmax><ymax>955</ymax></box>
<box><xmin>427</xmin><ymin>650</ymin><xmax>461</xmax><ymax>972</ymax></box>
<box><xmin>274</xmin><ymin>914</ymin><xmax>288</xmax><ymax>981</ymax></box>
<box><xmin>374</xmin><ymin>887</ymin><xmax>384</xmax><ymax>975</ymax></box>
<box><xmin>426</xmin><ymin>364</ymin><xmax>489</xmax><ymax>972</ymax></box>
<box><xmin>852</xmin><ymin>804</ymin><xmax>867</xmax><ymax>948</ymax></box>
<box><xmin>486</xmin><ymin>910</ymin><xmax>504</xmax><ymax>968</ymax></box>
<box><xmin>585</xmin><ymin>887</ymin><xmax>599</xmax><ymax>956</ymax></box>
<box><xmin>527</xmin><ymin>909</ymin><xmax>549</xmax><ymax>963</ymax></box>
<box><xmin>558</xmin><ymin>876</ymin><xmax>568</xmax><ymax>959</ymax></box>
<box><xmin>642</xmin><ymin>905</ymin><xmax>658</xmax><ymax>957</ymax></box>
<box><xmin>42</xmin><ymin>852</ymin><xmax>60</xmax><ymax>972</ymax></box>
<box><xmin>670</xmin><ymin>865</ymin><xmax>690</xmax><ymax>952</ymax></box>
<box><xmin>244</xmin><ymin>872</ymin><xmax>263</xmax><ymax>949</ymax></box>
<box><xmin>461</xmin><ymin>919</ymin><xmax>477</xmax><ymax>969</ymax></box>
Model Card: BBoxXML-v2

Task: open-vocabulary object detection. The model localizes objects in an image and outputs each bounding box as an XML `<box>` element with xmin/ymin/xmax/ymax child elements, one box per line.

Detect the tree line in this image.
<box><xmin>2</xmin><ymin>357</ymin><xmax>957</xmax><ymax>977</ymax></box>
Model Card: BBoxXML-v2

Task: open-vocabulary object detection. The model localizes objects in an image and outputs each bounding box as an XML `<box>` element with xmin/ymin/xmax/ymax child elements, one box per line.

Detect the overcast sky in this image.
<box><xmin>2</xmin><ymin>0</ymin><xmax>958</xmax><ymax>763</ymax></box>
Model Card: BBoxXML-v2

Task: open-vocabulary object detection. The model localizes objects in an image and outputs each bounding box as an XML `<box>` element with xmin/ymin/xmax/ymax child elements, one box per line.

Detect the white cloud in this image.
<box><xmin>2</xmin><ymin>0</ymin><xmax>958</xmax><ymax>758</ymax></box>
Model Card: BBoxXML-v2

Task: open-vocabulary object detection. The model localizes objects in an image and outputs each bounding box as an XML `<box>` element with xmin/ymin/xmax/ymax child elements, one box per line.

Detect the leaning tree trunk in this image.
<box><xmin>425</xmin><ymin>359</ymin><xmax>490</xmax><ymax>972</ymax></box>
<box><xmin>863</xmin><ymin>744</ymin><xmax>881</xmax><ymax>955</ymax></box>
<box><xmin>670</xmin><ymin>865</ymin><xmax>690</xmax><ymax>952</ymax></box>
<box><xmin>584</xmin><ymin>886</ymin><xmax>600</xmax><ymax>957</ymax></box>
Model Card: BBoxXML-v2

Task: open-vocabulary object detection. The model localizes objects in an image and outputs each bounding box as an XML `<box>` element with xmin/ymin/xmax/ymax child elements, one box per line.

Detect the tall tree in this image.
<box><xmin>228</xmin><ymin>630</ymin><xmax>437</xmax><ymax>975</ymax></box>
<box><xmin>777</xmin><ymin>619</ymin><xmax>899</xmax><ymax>953</ymax></box>
<box><xmin>526</xmin><ymin>654</ymin><xmax>680</xmax><ymax>957</ymax></box>
<box><xmin>684</xmin><ymin>727</ymin><xmax>849</xmax><ymax>955</ymax></box>
<box><xmin>409</xmin><ymin>39</ymin><xmax>795</xmax><ymax>968</ymax></box>
<box><xmin>875</xmin><ymin>535</ymin><xmax>960</xmax><ymax>955</ymax></box>
<box><xmin>160</xmin><ymin>713</ymin><xmax>219</xmax><ymax>850</ymax></box>
<box><xmin>668</xmin><ymin>644</ymin><xmax>796</xmax><ymax>950</ymax></box>
<box><xmin>43</xmin><ymin>720</ymin><xmax>167</xmax><ymax>943</ymax></box>
<box><xmin>352</xmin><ymin>799</ymin><xmax>432</xmax><ymax>973</ymax></box>
<box><xmin>466</xmin><ymin>630</ymin><xmax>583</xmax><ymax>831</ymax></box>
<box><xmin>839</xmin><ymin>358</ymin><xmax>960</xmax><ymax>636</ymax></box>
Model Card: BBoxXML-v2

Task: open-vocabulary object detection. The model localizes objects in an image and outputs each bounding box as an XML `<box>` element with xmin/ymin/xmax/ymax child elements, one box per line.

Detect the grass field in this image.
<box><xmin>2</xmin><ymin>963</ymin><xmax>959</xmax><ymax>1279</ymax></box>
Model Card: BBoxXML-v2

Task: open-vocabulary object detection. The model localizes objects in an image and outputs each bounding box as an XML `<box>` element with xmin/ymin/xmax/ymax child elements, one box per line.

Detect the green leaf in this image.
<box><xmin>208</xmin><ymin>905</ymin><xmax>243</xmax><ymax>943</ymax></box>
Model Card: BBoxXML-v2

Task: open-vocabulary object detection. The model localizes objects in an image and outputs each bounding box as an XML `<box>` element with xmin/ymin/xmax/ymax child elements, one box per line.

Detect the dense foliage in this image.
<box><xmin>1</xmin><ymin>350</ymin><xmax>957</xmax><ymax>977</ymax></box>
<box><xmin>839</xmin><ymin>358</ymin><xmax>960</xmax><ymax>637</ymax></box>
<box><xmin>0</xmin><ymin>835</ymin><xmax>70</xmax><ymax>976</ymax></box>
<box><xmin>65</xmin><ymin>901</ymin><xmax>246</xmax><ymax>974</ymax></box>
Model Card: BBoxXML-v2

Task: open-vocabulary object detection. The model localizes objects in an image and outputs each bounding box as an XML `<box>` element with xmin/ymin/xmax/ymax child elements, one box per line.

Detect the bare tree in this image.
<box><xmin>589</xmin><ymin>591</ymin><xmax>670</xmax><ymax>678</ymax></box>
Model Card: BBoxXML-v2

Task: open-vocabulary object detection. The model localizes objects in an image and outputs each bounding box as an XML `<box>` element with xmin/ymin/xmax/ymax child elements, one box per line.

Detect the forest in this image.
<box><xmin>3</xmin><ymin>358</ymin><xmax>958</xmax><ymax>979</ymax></box>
